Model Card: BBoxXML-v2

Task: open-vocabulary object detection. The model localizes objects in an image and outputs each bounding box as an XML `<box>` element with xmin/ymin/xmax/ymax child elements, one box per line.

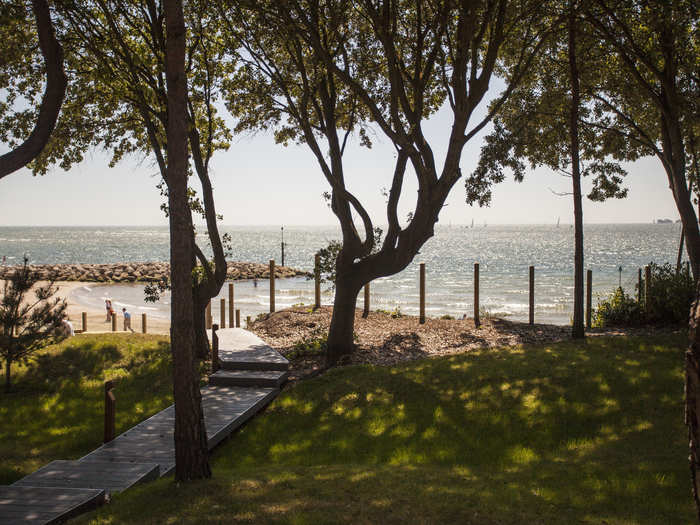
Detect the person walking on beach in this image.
<box><xmin>122</xmin><ymin>308</ymin><xmax>134</xmax><ymax>333</ymax></box>
<box><xmin>105</xmin><ymin>299</ymin><xmax>114</xmax><ymax>322</ymax></box>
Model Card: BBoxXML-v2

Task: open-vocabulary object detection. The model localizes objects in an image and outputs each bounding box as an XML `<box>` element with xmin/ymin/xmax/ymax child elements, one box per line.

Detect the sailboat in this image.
<box><xmin>556</xmin><ymin>216</ymin><xmax>560</xmax><ymax>227</ymax></box>
<box><xmin>470</xmin><ymin>218</ymin><xmax>474</xmax><ymax>228</ymax></box>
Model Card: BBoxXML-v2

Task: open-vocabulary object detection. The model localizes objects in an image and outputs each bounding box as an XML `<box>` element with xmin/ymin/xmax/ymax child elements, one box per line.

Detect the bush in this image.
<box><xmin>592</xmin><ymin>287</ymin><xmax>642</xmax><ymax>328</ymax></box>
<box><xmin>641</xmin><ymin>262</ymin><xmax>695</xmax><ymax>324</ymax></box>
<box><xmin>593</xmin><ymin>262</ymin><xmax>695</xmax><ymax>327</ymax></box>
<box><xmin>289</xmin><ymin>332</ymin><xmax>328</xmax><ymax>359</ymax></box>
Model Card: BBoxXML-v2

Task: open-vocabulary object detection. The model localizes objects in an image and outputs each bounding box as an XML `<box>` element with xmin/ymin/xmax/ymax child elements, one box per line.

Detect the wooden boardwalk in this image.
<box><xmin>0</xmin><ymin>329</ymin><xmax>287</xmax><ymax>525</ymax></box>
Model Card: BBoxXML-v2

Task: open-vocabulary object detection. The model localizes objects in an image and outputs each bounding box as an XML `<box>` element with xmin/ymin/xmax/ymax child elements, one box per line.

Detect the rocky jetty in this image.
<box><xmin>0</xmin><ymin>261</ymin><xmax>309</xmax><ymax>283</ymax></box>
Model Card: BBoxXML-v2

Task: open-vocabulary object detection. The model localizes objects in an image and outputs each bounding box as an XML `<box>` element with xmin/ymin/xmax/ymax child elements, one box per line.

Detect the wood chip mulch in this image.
<box><xmin>249</xmin><ymin>306</ymin><xmax>579</xmax><ymax>381</ymax></box>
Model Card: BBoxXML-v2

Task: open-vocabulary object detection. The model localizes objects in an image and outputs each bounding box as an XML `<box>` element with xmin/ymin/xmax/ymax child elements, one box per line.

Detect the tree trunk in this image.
<box><xmin>568</xmin><ymin>3</ymin><xmax>585</xmax><ymax>339</ymax></box>
<box><xmin>326</xmin><ymin>274</ymin><xmax>362</xmax><ymax>366</ymax></box>
<box><xmin>686</xmin><ymin>282</ymin><xmax>700</xmax><ymax>522</ymax></box>
<box><xmin>0</xmin><ymin>0</ymin><xmax>67</xmax><ymax>179</ymax></box>
<box><xmin>164</xmin><ymin>0</ymin><xmax>211</xmax><ymax>481</ymax></box>
<box><xmin>4</xmin><ymin>356</ymin><xmax>11</xmax><ymax>393</ymax></box>
<box><xmin>193</xmin><ymin>295</ymin><xmax>210</xmax><ymax>360</ymax></box>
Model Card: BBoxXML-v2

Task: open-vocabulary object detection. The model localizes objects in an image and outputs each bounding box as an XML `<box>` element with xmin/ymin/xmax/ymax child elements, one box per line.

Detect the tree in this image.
<box><xmin>0</xmin><ymin>257</ymin><xmax>67</xmax><ymax>392</ymax></box>
<box><xmin>0</xmin><ymin>0</ymin><xmax>67</xmax><ymax>178</ymax></box>
<box><xmin>467</xmin><ymin>0</ymin><xmax>627</xmax><ymax>338</ymax></box>
<box><xmin>583</xmin><ymin>0</ymin><xmax>700</xmax><ymax>278</ymax></box>
<box><xmin>220</xmin><ymin>0</ymin><xmax>554</xmax><ymax>365</ymax></box>
<box><xmin>1</xmin><ymin>0</ymin><xmax>230</xmax><ymax>479</ymax></box>
<box><xmin>163</xmin><ymin>0</ymin><xmax>211</xmax><ymax>480</ymax></box>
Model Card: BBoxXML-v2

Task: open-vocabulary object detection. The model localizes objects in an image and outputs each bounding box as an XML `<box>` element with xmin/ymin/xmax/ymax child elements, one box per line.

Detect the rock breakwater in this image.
<box><xmin>0</xmin><ymin>262</ymin><xmax>309</xmax><ymax>283</ymax></box>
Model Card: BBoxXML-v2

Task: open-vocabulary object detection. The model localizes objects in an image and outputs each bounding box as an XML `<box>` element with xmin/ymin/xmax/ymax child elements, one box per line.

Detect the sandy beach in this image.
<box><xmin>0</xmin><ymin>280</ymin><xmax>172</xmax><ymax>335</ymax></box>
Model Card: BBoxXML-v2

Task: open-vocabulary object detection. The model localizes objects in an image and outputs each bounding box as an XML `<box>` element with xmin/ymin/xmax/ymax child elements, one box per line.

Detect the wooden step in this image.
<box><xmin>209</xmin><ymin>370</ymin><xmax>288</xmax><ymax>388</ymax></box>
<box><xmin>0</xmin><ymin>485</ymin><xmax>105</xmax><ymax>525</ymax></box>
<box><xmin>219</xmin><ymin>349</ymin><xmax>289</xmax><ymax>371</ymax></box>
<box><xmin>210</xmin><ymin>328</ymin><xmax>289</xmax><ymax>371</ymax></box>
<box><xmin>13</xmin><ymin>460</ymin><xmax>159</xmax><ymax>496</ymax></box>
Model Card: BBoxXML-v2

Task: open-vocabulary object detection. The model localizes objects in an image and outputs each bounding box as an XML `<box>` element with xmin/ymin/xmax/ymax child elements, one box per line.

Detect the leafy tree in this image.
<box><xmin>583</xmin><ymin>0</ymin><xmax>700</xmax><ymax>278</ymax></box>
<box><xmin>220</xmin><ymin>0</ymin><xmax>555</xmax><ymax>365</ymax></box>
<box><xmin>468</xmin><ymin>0</ymin><xmax>627</xmax><ymax>338</ymax></box>
<box><xmin>1</xmin><ymin>0</ymin><xmax>230</xmax><ymax>479</ymax></box>
<box><xmin>0</xmin><ymin>257</ymin><xmax>67</xmax><ymax>392</ymax></box>
<box><xmin>0</xmin><ymin>0</ymin><xmax>66</xmax><ymax>178</ymax></box>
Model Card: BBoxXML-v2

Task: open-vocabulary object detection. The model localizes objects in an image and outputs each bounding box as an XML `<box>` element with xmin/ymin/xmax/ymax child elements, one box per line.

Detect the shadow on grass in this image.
<box><xmin>202</xmin><ymin>335</ymin><xmax>689</xmax><ymax>523</ymax></box>
<box><xmin>0</xmin><ymin>334</ymin><xmax>173</xmax><ymax>484</ymax></box>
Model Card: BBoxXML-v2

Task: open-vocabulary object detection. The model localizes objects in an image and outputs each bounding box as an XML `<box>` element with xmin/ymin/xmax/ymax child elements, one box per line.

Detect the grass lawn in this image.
<box><xmin>73</xmin><ymin>334</ymin><xmax>694</xmax><ymax>524</ymax></box>
<box><xmin>0</xmin><ymin>333</ymin><xmax>173</xmax><ymax>484</ymax></box>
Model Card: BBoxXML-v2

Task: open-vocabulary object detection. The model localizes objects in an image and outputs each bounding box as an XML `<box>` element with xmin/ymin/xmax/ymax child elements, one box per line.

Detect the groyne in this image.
<box><xmin>0</xmin><ymin>261</ymin><xmax>309</xmax><ymax>283</ymax></box>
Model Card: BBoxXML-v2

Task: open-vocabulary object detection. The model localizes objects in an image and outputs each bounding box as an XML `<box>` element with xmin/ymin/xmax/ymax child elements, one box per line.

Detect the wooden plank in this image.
<box><xmin>13</xmin><ymin>461</ymin><xmax>159</xmax><ymax>495</ymax></box>
<box><xmin>0</xmin><ymin>486</ymin><xmax>105</xmax><ymax>525</ymax></box>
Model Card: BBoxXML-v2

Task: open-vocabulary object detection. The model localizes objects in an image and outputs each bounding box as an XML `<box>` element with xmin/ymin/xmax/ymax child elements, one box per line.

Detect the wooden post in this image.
<box><xmin>363</xmin><ymin>283</ymin><xmax>370</xmax><ymax>318</ymax></box>
<box><xmin>246</xmin><ymin>315</ymin><xmax>251</xmax><ymax>328</ymax></box>
<box><xmin>104</xmin><ymin>380</ymin><xmax>115</xmax><ymax>443</ymax></box>
<box><xmin>211</xmin><ymin>323</ymin><xmax>219</xmax><ymax>372</ymax></box>
<box><xmin>419</xmin><ymin>263</ymin><xmax>426</xmax><ymax>324</ymax></box>
<box><xmin>228</xmin><ymin>283</ymin><xmax>234</xmax><ymax>327</ymax></box>
<box><xmin>111</xmin><ymin>313</ymin><xmax>117</xmax><ymax>332</ymax></box>
<box><xmin>206</xmin><ymin>301</ymin><xmax>212</xmax><ymax>329</ymax></box>
<box><xmin>235</xmin><ymin>309</ymin><xmax>240</xmax><ymax>328</ymax></box>
<box><xmin>220</xmin><ymin>298</ymin><xmax>226</xmax><ymax>329</ymax></box>
<box><xmin>269</xmin><ymin>259</ymin><xmax>275</xmax><ymax>313</ymax></box>
<box><xmin>141</xmin><ymin>313</ymin><xmax>147</xmax><ymax>334</ymax></box>
<box><xmin>644</xmin><ymin>265</ymin><xmax>651</xmax><ymax>312</ymax></box>
<box><xmin>586</xmin><ymin>269</ymin><xmax>592</xmax><ymax>329</ymax></box>
<box><xmin>314</xmin><ymin>253</ymin><xmax>321</xmax><ymax>309</ymax></box>
<box><xmin>529</xmin><ymin>265</ymin><xmax>535</xmax><ymax>325</ymax></box>
<box><xmin>474</xmin><ymin>263</ymin><xmax>480</xmax><ymax>328</ymax></box>
<box><xmin>82</xmin><ymin>312</ymin><xmax>87</xmax><ymax>333</ymax></box>
<box><xmin>637</xmin><ymin>268</ymin><xmax>642</xmax><ymax>302</ymax></box>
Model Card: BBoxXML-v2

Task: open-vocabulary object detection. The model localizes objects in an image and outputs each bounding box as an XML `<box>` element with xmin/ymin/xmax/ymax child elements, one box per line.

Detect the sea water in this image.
<box><xmin>0</xmin><ymin>224</ymin><xmax>683</xmax><ymax>325</ymax></box>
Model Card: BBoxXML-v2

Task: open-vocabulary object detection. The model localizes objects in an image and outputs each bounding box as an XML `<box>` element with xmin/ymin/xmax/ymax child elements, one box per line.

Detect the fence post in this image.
<box><xmin>586</xmin><ymin>269</ymin><xmax>592</xmax><ymax>329</ymax></box>
<box><xmin>269</xmin><ymin>259</ymin><xmax>276</xmax><ymax>313</ymax></box>
<box><xmin>220</xmin><ymin>298</ymin><xmax>226</xmax><ymax>329</ymax></box>
<box><xmin>529</xmin><ymin>265</ymin><xmax>535</xmax><ymax>325</ymax></box>
<box><xmin>206</xmin><ymin>301</ymin><xmax>212</xmax><ymax>329</ymax></box>
<box><xmin>211</xmin><ymin>323</ymin><xmax>219</xmax><ymax>372</ymax></box>
<box><xmin>644</xmin><ymin>265</ymin><xmax>651</xmax><ymax>313</ymax></box>
<box><xmin>104</xmin><ymin>380</ymin><xmax>115</xmax><ymax>443</ymax></box>
<box><xmin>363</xmin><ymin>283</ymin><xmax>370</xmax><ymax>318</ymax></box>
<box><xmin>111</xmin><ymin>313</ymin><xmax>117</xmax><ymax>332</ymax></box>
<box><xmin>246</xmin><ymin>315</ymin><xmax>251</xmax><ymax>328</ymax></box>
<box><xmin>82</xmin><ymin>312</ymin><xmax>87</xmax><ymax>333</ymax></box>
<box><xmin>474</xmin><ymin>262</ymin><xmax>480</xmax><ymax>328</ymax></box>
<box><xmin>235</xmin><ymin>309</ymin><xmax>240</xmax><ymax>328</ymax></box>
<box><xmin>419</xmin><ymin>263</ymin><xmax>426</xmax><ymax>324</ymax></box>
<box><xmin>314</xmin><ymin>253</ymin><xmax>321</xmax><ymax>309</ymax></box>
<box><xmin>228</xmin><ymin>283</ymin><xmax>234</xmax><ymax>327</ymax></box>
<box><xmin>638</xmin><ymin>268</ymin><xmax>642</xmax><ymax>302</ymax></box>
<box><xmin>142</xmin><ymin>313</ymin><xmax>147</xmax><ymax>334</ymax></box>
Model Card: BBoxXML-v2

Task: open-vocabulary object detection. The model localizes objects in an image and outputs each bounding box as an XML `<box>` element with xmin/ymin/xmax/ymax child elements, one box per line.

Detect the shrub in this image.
<box><xmin>640</xmin><ymin>262</ymin><xmax>695</xmax><ymax>324</ymax></box>
<box><xmin>440</xmin><ymin>314</ymin><xmax>455</xmax><ymax>320</ymax></box>
<box><xmin>289</xmin><ymin>332</ymin><xmax>328</xmax><ymax>359</ymax></box>
<box><xmin>592</xmin><ymin>287</ymin><xmax>642</xmax><ymax>328</ymax></box>
<box><xmin>593</xmin><ymin>262</ymin><xmax>695</xmax><ymax>327</ymax></box>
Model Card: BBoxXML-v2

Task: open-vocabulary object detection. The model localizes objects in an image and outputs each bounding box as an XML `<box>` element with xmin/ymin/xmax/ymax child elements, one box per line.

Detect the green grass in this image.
<box><xmin>0</xmin><ymin>333</ymin><xmax>173</xmax><ymax>484</ymax></box>
<box><xmin>76</xmin><ymin>335</ymin><xmax>693</xmax><ymax>524</ymax></box>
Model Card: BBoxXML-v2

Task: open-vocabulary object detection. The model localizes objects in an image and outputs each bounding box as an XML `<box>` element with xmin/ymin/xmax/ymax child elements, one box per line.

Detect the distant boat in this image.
<box><xmin>471</xmin><ymin>218</ymin><xmax>474</xmax><ymax>228</ymax></box>
<box><xmin>656</xmin><ymin>218</ymin><xmax>673</xmax><ymax>224</ymax></box>
<box><xmin>556</xmin><ymin>216</ymin><xmax>560</xmax><ymax>227</ymax></box>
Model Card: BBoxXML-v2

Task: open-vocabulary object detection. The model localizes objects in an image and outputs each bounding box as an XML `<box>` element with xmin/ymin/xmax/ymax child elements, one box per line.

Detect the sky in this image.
<box><xmin>0</xmin><ymin>98</ymin><xmax>680</xmax><ymax>228</ymax></box>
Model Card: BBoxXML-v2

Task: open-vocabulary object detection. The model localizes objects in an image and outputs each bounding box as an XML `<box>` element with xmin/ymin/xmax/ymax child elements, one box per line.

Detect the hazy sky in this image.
<box><xmin>0</xmin><ymin>100</ymin><xmax>679</xmax><ymax>227</ymax></box>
